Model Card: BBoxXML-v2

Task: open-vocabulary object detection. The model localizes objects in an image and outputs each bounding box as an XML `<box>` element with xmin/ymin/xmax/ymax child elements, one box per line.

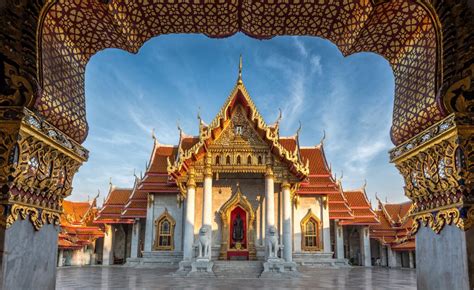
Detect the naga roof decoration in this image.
<box><xmin>167</xmin><ymin>68</ymin><xmax>310</xmax><ymax>180</ymax></box>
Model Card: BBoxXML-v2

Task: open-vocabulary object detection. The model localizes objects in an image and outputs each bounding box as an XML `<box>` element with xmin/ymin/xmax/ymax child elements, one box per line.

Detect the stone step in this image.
<box><xmin>213</xmin><ymin>261</ymin><xmax>263</xmax><ymax>278</ymax></box>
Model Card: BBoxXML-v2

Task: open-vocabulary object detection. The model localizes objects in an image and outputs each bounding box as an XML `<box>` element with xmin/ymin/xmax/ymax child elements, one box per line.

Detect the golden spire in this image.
<box><xmin>237</xmin><ymin>55</ymin><xmax>243</xmax><ymax>84</ymax></box>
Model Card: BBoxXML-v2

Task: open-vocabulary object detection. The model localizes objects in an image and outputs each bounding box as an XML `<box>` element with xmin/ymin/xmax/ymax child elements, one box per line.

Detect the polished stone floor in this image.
<box><xmin>56</xmin><ymin>265</ymin><xmax>416</xmax><ymax>289</ymax></box>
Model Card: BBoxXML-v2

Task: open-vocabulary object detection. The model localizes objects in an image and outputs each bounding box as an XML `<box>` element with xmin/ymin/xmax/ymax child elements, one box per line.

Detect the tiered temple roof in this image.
<box><xmin>339</xmin><ymin>186</ymin><xmax>379</xmax><ymax>225</ymax></box>
<box><xmin>59</xmin><ymin>199</ymin><xmax>104</xmax><ymax>250</ymax></box>
<box><xmin>94</xmin><ymin>186</ymin><xmax>134</xmax><ymax>224</ymax></box>
<box><xmin>122</xmin><ymin>176</ymin><xmax>148</xmax><ymax>219</ymax></box>
<box><xmin>370</xmin><ymin>199</ymin><xmax>415</xmax><ymax>251</ymax></box>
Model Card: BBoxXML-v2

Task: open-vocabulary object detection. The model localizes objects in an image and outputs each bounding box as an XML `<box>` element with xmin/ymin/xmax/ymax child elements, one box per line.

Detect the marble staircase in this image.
<box><xmin>213</xmin><ymin>261</ymin><xmax>264</xmax><ymax>278</ymax></box>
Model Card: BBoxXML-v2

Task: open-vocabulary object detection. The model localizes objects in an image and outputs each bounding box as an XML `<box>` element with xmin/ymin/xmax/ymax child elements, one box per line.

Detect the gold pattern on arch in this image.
<box><xmin>218</xmin><ymin>185</ymin><xmax>257</xmax><ymax>260</ymax></box>
<box><xmin>153</xmin><ymin>209</ymin><xmax>176</xmax><ymax>251</ymax></box>
<box><xmin>300</xmin><ymin>209</ymin><xmax>321</xmax><ymax>252</ymax></box>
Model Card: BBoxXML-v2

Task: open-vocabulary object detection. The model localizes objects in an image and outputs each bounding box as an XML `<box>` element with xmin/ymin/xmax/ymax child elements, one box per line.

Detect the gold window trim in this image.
<box><xmin>300</xmin><ymin>209</ymin><xmax>321</xmax><ymax>252</ymax></box>
<box><xmin>153</xmin><ymin>209</ymin><xmax>176</xmax><ymax>251</ymax></box>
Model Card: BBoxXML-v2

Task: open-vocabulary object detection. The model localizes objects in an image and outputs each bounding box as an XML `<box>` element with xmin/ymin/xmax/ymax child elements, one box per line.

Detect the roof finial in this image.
<box><xmin>237</xmin><ymin>55</ymin><xmax>243</xmax><ymax>84</ymax></box>
<box><xmin>340</xmin><ymin>170</ymin><xmax>344</xmax><ymax>180</ymax></box>
<box><xmin>177</xmin><ymin>121</ymin><xmax>183</xmax><ymax>136</ymax></box>
<box><xmin>363</xmin><ymin>179</ymin><xmax>367</xmax><ymax>190</ymax></box>
<box><xmin>276</xmin><ymin>108</ymin><xmax>282</xmax><ymax>125</ymax></box>
<box><xmin>151</xmin><ymin>128</ymin><xmax>156</xmax><ymax>141</ymax></box>
<box><xmin>197</xmin><ymin>107</ymin><xmax>202</xmax><ymax>123</ymax></box>
<box><xmin>320</xmin><ymin>130</ymin><xmax>326</xmax><ymax>145</ymax></box>
<box><xmin>296</xmin><ymin>120</ymin><xmax>302</xmax><ymax>136</ymax></box>
<box><xmin>109</xmin><ymin>177</ymin><xmax>113</xmax><ymax>188</ymax></box>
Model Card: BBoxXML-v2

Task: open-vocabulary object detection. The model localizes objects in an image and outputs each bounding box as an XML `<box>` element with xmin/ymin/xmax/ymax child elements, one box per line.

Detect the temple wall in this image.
<box><xmin>416</xmin><ymin>225</ymin><xmax>473</xmax><ymax>290</ymax></box>
<box><xmin>193</xmin><ymin>178</ymin><xmax>274</xmax><ymax>249</ymax></box>
<box><xmin>151</xmin><ymin>193</ymin><xmax>183</xmax><ymax>253</ymax></box>
<box><xmin>293</xmin><ymin>196</ymin><xmax>322</xmax><ymax>253</ymax></box>
<box><xmin>0</xmin><ymin>220</ymin><xmax>58</xmax><ymax>290</ymax></box>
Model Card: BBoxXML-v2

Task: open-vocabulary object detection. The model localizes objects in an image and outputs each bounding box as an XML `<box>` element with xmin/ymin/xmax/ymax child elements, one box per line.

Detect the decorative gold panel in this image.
<box><xmin>391</xmin><ymin>113</ymin><xmax>473</xmax><ymax>234</ymax></box>
<box><xmin>0</xmin><ymin>107</ymin><xmax>87</xmax><ymax>230</ymax></box>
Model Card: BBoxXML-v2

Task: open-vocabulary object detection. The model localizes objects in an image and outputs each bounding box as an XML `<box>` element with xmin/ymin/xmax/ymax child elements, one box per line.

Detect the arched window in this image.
<box><xmin>247</xmin><ymin>155</ymin><xmax>252</xmax><ymax>165</ymax></box>
<box><xmin>226</xmin><ymin>155</ymin><xmax>231</xmax><ymax>165</ymax></box>
<box><xmin>215</xmin><ymin>155</ymin><xmax>220</xmax><ymax>165</ymax></box>
<box><xmin>153</xmin><ymin>209</ymin><xmax>176</xmax><ymax>250</ymax></box>
<box><xmin>236</xmin><ymin>155</ymin><xmax>241</xmax><ymax>165</ymax></box>
<box><xmin>258</xmin><ymin>156</ymin><xmax>262</xmax><ymax>165</ymax></box>
<box><xmin>301</xmin><ymin>209</ymin><xmax>321</xmax><ymax>251</ymax></box>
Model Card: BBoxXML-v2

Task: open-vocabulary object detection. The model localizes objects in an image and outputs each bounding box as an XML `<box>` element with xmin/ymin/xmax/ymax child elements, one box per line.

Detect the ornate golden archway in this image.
<box><xmin>218</xmin><ymin>185</ymin><xmax>257</xmax><ymax>260</ymax></box>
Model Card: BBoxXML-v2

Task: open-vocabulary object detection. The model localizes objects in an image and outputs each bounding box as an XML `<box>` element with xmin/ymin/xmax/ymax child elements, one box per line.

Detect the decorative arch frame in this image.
<box><xmin>300</xmin><ymin>209</ymin><xmax>322</xmax><ymax>252</ymax></box>
<box><xmin>218</xmin><ymin>185</ymin><xmax>256</xmax><ymax>260</ymax></box>
<box><xmin>153</xmin><ymin>209</ymin><xmax>176</xmax><ymax>251</ymax></box>
<box><xmin>32</xmin><ymin>0</ymin><xmax>453</xmax><ymax>145</ymax></box>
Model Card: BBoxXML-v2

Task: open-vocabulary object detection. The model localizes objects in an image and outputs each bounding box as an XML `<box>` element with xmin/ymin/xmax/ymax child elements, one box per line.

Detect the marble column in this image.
<box><xmin>130</xmin><ymin>219</ymin><xmax>141</xmax><ymax>259</ymax></box>
<box><xmin>379</xmin><ymin>244</ymin><xmax>388</xmax><ymax>267</ymax></box>
<box><xmin>58</xmin><ymin>249</ymin><xmax>64</xmax><ymax>267</ymax></box>
<box><xmin>408</xmin><ymin>251</ymin><xmax>415</xmax><ymax>269</ymax></box>
<box><xmin>183</xmin><ymin>168</ymin><xmax>196</xmax><ymax>261</ymax></box>
<box><xmin>282</xmin><ymin>180</ymin><xmax>292</xmax><ymax>262</ymax></box>
<box><xmin>334</xmin><ymin>220</ymin><xmax>345</xmax><ymax>259</ymax></box>
<box><xmin>265</xmin><ymin>165</ymin><xmax>275</xmax><ymax>231</ymax></box>
<box><xmin>264</xmin><ymin>164</ymin><xmax>275</xmax><ymax>259</ymax></box>
<box><xmin>322</xmin><ymin>196</ymin><xmax>331</xmax><ymax>253</ymax></box>
<box><xmin>359</xmin><ymin>226</ymin><xmax>371</xmax><ymax>266</ymax></box>
<box><xmin>387</xmin><ymin>246</ymin><xmax>398</xmax><ymax>268</ymax></box>
<box><xmin>144</xmin><ymin>194</ymin><xmax>155</xmax><ymax>252</ymax></box>
<box><xmin>103</xmin><ymin>224</ymin><xmax>114</xmax><ymax>265</ymax></box>
<box><xmin>202</xmin><ymin>154</ymin><xmax>213</xmax><ymax>229</ymax></box>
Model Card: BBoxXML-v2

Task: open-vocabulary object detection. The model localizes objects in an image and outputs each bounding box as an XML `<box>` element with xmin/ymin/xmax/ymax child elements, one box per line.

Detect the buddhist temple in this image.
<box><xmin>58</xmin><ymin>199</ymin><xmax>104</xmax><ymax>267</ymax></box>
<box><xmin>91</xmin><ymin>62</ymin><xmax>416</xmax><ymax>274</ymax></box>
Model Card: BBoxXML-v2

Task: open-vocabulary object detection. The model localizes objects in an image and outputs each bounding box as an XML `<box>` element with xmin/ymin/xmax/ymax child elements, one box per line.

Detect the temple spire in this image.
<box><xmin>237</xmin><ymin>55</ymin><xmax>243</xmax><ymax>84</ymax></box>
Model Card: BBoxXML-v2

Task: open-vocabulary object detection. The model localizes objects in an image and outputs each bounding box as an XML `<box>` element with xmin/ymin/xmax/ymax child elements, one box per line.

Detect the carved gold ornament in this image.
<box><xmin>0</xmin><ymin>108</ymin><xmax>87</xmax><ymax>230</ymax></box>
<box><xmin>392</xmin><ymin>113</ymin><xmax>473</xmax><ymax>234</ymax></box>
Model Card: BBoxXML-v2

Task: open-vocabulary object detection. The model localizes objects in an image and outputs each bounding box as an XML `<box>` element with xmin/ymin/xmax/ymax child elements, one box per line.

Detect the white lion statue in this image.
<box><xmin>197</xmin><ymin>225</ymin><xmax>212</xmax><ymax>259</ymax></box>
<box><xmin>266</xmin><ymin>225</ymin><xmax>280</xmax><ymax>259</ymax></box>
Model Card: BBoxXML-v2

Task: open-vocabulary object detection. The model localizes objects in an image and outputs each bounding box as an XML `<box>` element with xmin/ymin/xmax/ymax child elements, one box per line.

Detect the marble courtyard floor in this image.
<box><xmin>56</xmin><ymin>265</ymin><xmax>416</xmax><ymax>289</ymax></box>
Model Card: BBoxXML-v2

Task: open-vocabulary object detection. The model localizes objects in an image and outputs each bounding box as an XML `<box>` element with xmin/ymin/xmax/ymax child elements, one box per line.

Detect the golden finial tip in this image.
<box><xmin>237</xmin><ymin>55</ymin><xmax>243</xmax><ymax>84</ymax></box>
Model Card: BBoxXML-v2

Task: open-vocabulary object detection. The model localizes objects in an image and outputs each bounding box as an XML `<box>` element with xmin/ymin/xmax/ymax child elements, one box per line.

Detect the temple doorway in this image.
<box><xmin>228</xmin><ymin>206</ymin><xmax>248</xmax><ymax>260</ymax></box>
<box><xmin>218</xmin><ymin>186</ymin><xmax>257</xmax><ymax>260</ymax></box>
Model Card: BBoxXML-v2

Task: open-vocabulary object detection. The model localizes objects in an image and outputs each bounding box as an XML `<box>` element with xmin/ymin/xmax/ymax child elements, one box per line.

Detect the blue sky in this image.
<box><xmin>71</xmin><ymin>33</ymin><xmax>408</xmax><ymax>205</ymax></box>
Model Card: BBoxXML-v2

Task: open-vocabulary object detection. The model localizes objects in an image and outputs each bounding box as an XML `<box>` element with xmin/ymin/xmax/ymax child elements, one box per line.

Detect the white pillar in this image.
<box><xmin>57</xmin><ymin>249</ymin><xmax>64</xmax><ymax>267</ymax></box>
<box><xmin>387</xmin><ymin>246</ymin><xmax>398</xmax><ymax>268</ymax></box>
<box><xmin>202</xmin><ymin>154</ymin><xmax>213</xmax><ymax>228</ymax></box>
<box><xmin>103</xmin><ymin>224</ymin><xmax>114</xmax><ymax>265</ymax></box>
<box><xmin>334</xmin><ymin>220</ymin><xmax>345</xmax><ymax>259</ymax></box>
<box><xmin>282</xmin><ymin>180</ymin><xmax>292</xmax><ymax>262</ymax></box>
<box><xmin>265</xmin><ymin>164</ymin><xmax>275</xmax><ymax>260</ymax></box>
<box><xmin>144</xmin><ymin>194</ymin><xmax>154</xmax><ymax>252</ymax></box>
<box><xmin>265</xmin><ymin>167</ymin><xmax>275</xmax><ymax>229</ymax></box>
<box><xmin>183</xmin><ymin>168</ymin><xmax>196</xmax><ymax>261</ymax></box>
<box><xmin>322</xmin><ymin>196</ymin><xmax>331</xmax><ymax>253</ymax></box>
<box><xmin>130</xmin><ymin>219</ymin><xmax>141</xmax><ymax>258</ymax></box>
<box><xmin>359</xmin><ymin>226</ymin><xmax>371</xmax><ymax>266</ymax></box>
<box><xmin>409</xmin><ymin>251</ymin><xmax>415</xmax><ymax>268</ymax></box>
<box><xmin>380</xmin><ymin>244</ymin><xmax>388</xmax><ymax>266</ymax></box>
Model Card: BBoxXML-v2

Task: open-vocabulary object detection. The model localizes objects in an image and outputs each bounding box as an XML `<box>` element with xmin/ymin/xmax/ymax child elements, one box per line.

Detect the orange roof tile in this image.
<box><xmin>95</xmin><ymin>187</ymin><xmax>134</xmax><ymax>223</ymax></box>
<box><xmin>340</xmin><ymin>188</ymin><xmax>379</xmax><ymax>225</ymax></box>
<box><xmin>279</xmin><ymin>137</ymin><xmax>297</xmax><ymax>152</ymax></box>
<box><xmin>300</xmin><ymin>146</ymin><xmax>331</xmax><ymax>176</ymax></box>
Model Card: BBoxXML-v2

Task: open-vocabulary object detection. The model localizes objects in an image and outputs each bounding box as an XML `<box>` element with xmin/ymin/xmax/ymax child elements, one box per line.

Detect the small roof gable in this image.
<box><xmin>95</xmin><ymin>185</ymin><xmax>134</xmax><ymax>224</ymax></box>
<box><xmin>339</xmin><ymin>186</ymin><xmax>379</xmax><ymax>225</ymax></box>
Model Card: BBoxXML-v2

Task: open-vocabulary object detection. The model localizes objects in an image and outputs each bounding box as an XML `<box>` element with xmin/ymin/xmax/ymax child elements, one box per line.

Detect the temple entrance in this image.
<box><xmin>228</xmin><ymin>206</ymin><xmax>248</xmax><ymax>260</ymax></box>
<box><xmin>218</xmin><ymin>185</ymin><xmax>257</xmax><ymax>260</ymax></box>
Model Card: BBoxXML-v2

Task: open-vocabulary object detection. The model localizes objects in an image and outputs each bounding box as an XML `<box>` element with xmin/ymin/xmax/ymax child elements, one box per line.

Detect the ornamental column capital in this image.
<box><xmin>204</xmin><ymin>152</ymin><xmax>212</xmax><ymax>178</ymax></box>
<box><xmin>281</xmin><ymin>180</ymin><xmax>291</xmax><ymax>190</ymax></box>
<box><xmin>187</xmin><ymin>167</ymin><xmax>196</xmax><ymax>189</ymax></box>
